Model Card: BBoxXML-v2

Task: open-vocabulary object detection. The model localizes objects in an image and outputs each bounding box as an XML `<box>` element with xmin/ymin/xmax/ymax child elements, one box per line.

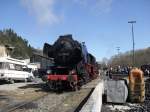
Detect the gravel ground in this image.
<box><xmin>0</xmin><ymin>77</ymin><xmax>101</xmax><ymax>112</ymax></box>
<box><xmin>0</xmin><ymin>78</ymin><xmax>48</xmax><ymax>112</ymax></box>
<box><xmin>0</xmin><ymin>78</ymin><xmax>42</xmax><ymax>91</ymax></box>
<box><xmin>13</xmin><ymin>78</ymin><xmax>101</xmax><ymax>112</ymax></box>
<box><xmin>101</xmin><ymin>103</ymin><xmax>142</xmax><ymax>112</ymax></box>
<box><xmin>0</xmin><ymin>82</ymin><xmax>35</xmax><ymax>91</ymax></box>
<box><xmin>14</xmin><ymin>92</ymin><xmax>71</xmax><ymax>112</ymax></box>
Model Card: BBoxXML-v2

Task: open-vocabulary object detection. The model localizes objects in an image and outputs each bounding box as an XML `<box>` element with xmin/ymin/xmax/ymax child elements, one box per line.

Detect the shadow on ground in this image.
<box><xmin>18</xmin><ymin>83</ymin><xmax>51</xmax><ymax>92</ymax></box>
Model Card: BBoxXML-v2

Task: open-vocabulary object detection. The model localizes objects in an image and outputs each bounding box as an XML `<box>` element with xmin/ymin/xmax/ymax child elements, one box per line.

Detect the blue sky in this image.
<box><xmin>0</xmin><ymin>0</ymin><xmax>150</xmax><ymax>61</ymax></box>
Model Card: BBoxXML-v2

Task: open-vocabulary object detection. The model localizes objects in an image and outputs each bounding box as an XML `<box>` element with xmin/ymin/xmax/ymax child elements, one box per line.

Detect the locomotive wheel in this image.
<box><xmin>71</xmin><ymin>84</ymin><xmax>77</xmax><ymax>91</ymax></box>
<box><xmin>77</xmin><ymin>84</ymin><xmax>81</xmax><ymax>90</ymax></box>
<box><xmin>71</xmin><ymin>82</ymin><xmax>79</xmax><ymax>91</ymax></box>
<box><xmin>46</xmin><ymin>81</ymin><xmax>53</xmax><ymax>90</ymax></box>
<box><xmin>56</xmin><ymin>80</ymin><xmax>63</xmax><ymax>92</ymax></box>
<box><xmin>8</xmin><ymin>79</ymin><xmax>14</xmax><ymax>84</ymax></box>
<box><xmin>73</xmin><ymin>86</ymin><xmax>78</xmax><ymax>91</ymax></box>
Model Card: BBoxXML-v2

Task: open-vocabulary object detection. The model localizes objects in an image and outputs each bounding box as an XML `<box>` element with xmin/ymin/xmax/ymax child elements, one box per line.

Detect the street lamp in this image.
<box><xmin>128</xmin><ymin>21</ymin><xmax>136</xmax><ymax>67</ymax></box>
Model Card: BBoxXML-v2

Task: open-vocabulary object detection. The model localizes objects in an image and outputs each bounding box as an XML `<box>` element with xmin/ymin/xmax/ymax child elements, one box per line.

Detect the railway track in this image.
<box><xmin>0</xmin><ymin>93</ymin><xmax>49</xmax><ymax>112</ymax></box>
<box><xmin>2</xmin><ymin>89</ymin><xmax>93</xmax><ymax>112</ymax></box>
<box><xmin>0</xmin><ymin>78</ymin><xmax>101</xmax><ymax>112</ymax></box>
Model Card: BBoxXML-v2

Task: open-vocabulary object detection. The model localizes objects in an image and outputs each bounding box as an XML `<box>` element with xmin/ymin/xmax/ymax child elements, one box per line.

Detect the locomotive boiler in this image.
<box><xmin>43</xmin><ymin>34</ymin><xmax>98</xmax><ymax>91</ymax></box>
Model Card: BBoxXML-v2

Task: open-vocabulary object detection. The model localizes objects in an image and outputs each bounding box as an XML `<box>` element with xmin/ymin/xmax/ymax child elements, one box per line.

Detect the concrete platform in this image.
<box><xmin>80</xmin><ymin>80</ymin><xmax>104</xmax><ymax>112</ymax></box>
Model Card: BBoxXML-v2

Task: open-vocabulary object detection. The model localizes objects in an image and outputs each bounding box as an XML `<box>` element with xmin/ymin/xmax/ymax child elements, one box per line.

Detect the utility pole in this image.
<box><xmin>116</xmin><ymin>47</ymin><xmax>120</xmax><ymax>55</ymax></box>
<box><xmin>116</xmin><ymin>47</ymin><xmax>120</xmax><ymax>66</ymax></box>
<box><xmin>128</xmin><ymin>21</ymin><xmax>136</xmax><ymax>67</ymax></box>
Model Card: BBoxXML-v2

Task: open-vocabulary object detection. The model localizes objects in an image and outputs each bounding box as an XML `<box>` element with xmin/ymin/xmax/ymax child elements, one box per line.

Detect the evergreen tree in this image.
<box><xmin>0</xmin><ymin>28</ymin><xmax>34</xmax><ymax>59</ymax></box>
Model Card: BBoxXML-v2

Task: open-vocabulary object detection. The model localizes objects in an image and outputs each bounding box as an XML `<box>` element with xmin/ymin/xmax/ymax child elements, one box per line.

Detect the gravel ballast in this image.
<box><xmin>9</xmin><ymin>78</ymin><xmax>101</xmax><ymax>112</ymax></box>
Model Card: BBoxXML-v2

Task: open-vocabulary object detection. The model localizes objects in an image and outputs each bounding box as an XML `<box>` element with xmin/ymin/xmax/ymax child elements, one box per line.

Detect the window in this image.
<box><xmin>9</xmin><ymin>63</ymin><xmax>15</xmax><ymax>70</ymax></box>
<box><xmin>0</xmin><ymin>62</ymin><xmax>3</xmax><ymax>69</ymax></box>
<box><xmin>3</xmin><ymin>62</ymin><xmax>9</xmax><ymax>69</ymax></box>
<box><xmin>0</xmin><ymin>62</ymin><xmax>10</xmax><ymax>69</ymax></box>
<box><xmin>15</xmin><ymin>64</ymin><xmax>23</xmax><ymax>71</ymax></box>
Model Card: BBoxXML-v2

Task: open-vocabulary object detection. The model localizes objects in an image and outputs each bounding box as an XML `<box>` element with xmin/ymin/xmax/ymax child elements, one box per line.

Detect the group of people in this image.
<box><xmin>141</xmin><ymin>64</ymin><xmax>150</xmax><ymax>76</ymax></box>
<box><xmin>107</xmin><ymin>66</ymin><xmax>132</xmax><ymax>75</ymax></box>
<box><xmin>105</xmin><ymin>65</ymin><xmax>150</xmax><ymax>77</ymax></box>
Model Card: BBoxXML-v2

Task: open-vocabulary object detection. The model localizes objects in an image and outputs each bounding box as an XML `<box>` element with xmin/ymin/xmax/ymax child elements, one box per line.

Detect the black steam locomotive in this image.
<box><xmin>43</xmin><ymin>34</ymin><xmax>98</xmax><ymax>91</ymax></box>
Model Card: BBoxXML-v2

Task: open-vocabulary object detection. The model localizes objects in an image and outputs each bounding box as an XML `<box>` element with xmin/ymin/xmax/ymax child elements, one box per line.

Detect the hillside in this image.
<box><xmin>0</xmin><ymin>29</ymin><xmax>33</xmax><ymax>59</ymax></box>
<box><xmin>108</xmin><ymin>47</ymin><xmax>150</xmax><ymax>67</ymax></box>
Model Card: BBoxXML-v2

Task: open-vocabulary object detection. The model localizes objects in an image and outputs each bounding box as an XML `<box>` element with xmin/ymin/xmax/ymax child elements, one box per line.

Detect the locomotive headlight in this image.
<box><xmin>47</xmin><ymin>70</ymin><xmax>52</xmax><ymax>74</ymax></box>
<box><xmin>69</xmin><ymin>70</ymin><xmax>76</xmax><ymax>75</ymax></box>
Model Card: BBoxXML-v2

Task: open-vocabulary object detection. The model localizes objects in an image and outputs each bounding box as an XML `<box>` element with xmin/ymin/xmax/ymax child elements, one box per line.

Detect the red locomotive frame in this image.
<box><xmin>46</xmin><ymin>63</ymin><xmax>98</xmax><ymax>91</ymax></box>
